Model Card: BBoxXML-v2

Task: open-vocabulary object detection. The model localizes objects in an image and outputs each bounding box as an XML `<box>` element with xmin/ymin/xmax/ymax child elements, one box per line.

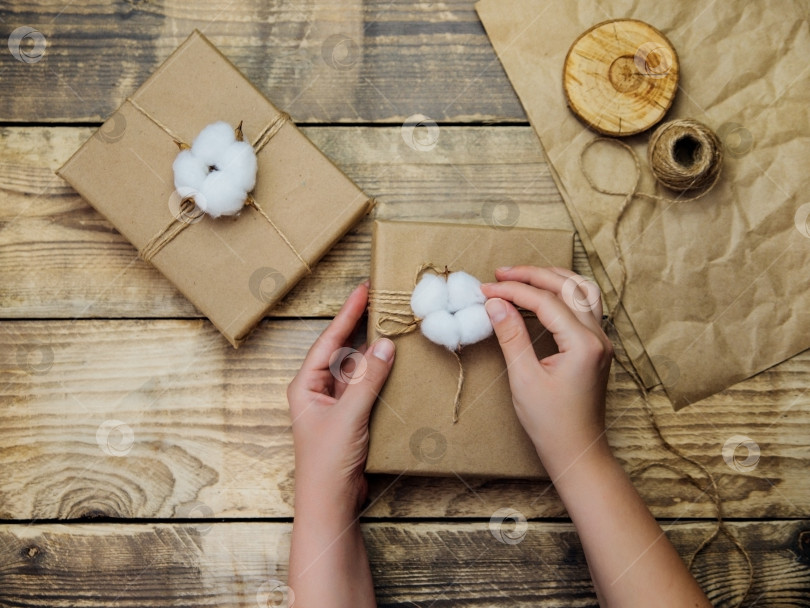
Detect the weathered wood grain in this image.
<box><xmin>0</xmin><ymin>520</ymin><xmax>807</xmax><ymax>607</ymax></box>
<box><xmin>0</xmin><ymin>125</ymin><xmax>577</xmax><ymax>319</ymax></box>
<box><xmin>1</xmin><ymin>319</ymin><xmax>808</xmax><ymax>520</ymax></box>
<box><xmin>3</xmin><ymin>3</ymin><xmax>807</xmax><ymax>605</ymax></box>
<box><xmin>0</xmin><ymin>1</ymin><xmax>524</xmax><ymax>123</ymax></box>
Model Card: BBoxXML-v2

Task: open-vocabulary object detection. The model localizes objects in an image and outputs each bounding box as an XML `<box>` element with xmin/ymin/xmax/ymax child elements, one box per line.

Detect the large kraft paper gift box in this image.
<box><xmin>366</xmin><ymin>221</ymin><xmax>574</xmax><ymax>478</ymax></box>
<box><xmin>57</xmin><ymin>30</ymin><xmax>374</xmax><ymax>347</ymax></box>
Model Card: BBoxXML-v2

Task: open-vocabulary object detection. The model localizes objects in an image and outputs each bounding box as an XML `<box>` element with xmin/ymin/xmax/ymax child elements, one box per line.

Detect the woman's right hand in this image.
<box><xmin>481</xmin><ymin>266</ymin><xmax>614</xmax><ymax>476</ymax></box>
<box><xmin>484</xmin><ymin>267</ymin><xmax>713</xmax><ymax>608</ymax></box>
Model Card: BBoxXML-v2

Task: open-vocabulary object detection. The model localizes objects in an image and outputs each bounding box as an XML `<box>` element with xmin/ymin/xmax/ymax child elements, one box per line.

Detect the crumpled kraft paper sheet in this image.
<box><xmin>476</xmin><ymin>0</ymin><xmax>810</xmax><ymax>408</ymax></box>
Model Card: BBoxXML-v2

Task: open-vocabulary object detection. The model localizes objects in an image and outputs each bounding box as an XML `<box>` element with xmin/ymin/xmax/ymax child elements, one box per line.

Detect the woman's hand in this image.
<box><xmin>481</xmin><ymin>266</ymin><xmax>613</xmax><ymax>475</ymax></box>
<box><xmin>287</xmin><ymin>281</ymin><xmax>393</xmax><ymax>608</ymax></box>
<box><xmin>484</xmin><ymin>267</ymin><xmax>711</xmax><ymax>607</ymax></box>
<box><xmin>287</xmin><ymin>281</ymin><xmax>396</xmax><ymax>515</ymax></box>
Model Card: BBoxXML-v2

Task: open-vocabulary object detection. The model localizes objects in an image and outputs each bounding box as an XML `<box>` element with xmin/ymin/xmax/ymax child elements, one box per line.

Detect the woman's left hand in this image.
<box><xmin>286</xmin><ymin>282</ymin><xmax>396</xmax><ymax>516</ymax></box>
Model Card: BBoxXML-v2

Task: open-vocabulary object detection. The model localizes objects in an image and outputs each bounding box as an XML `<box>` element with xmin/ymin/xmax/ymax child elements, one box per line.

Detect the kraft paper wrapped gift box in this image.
<box><xmin>366</xmin><ymin>220</ymin><xmax>574</xmax><ymax>479</ymax></box>
<box><xmin>57</xmin><ymin>30</ymin><xmax>375</xmax><ymax>347</ymax></box>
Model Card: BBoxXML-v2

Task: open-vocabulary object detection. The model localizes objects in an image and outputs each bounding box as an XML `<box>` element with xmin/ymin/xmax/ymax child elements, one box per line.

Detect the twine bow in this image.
<box><xmin>370</xmin><ymin>263</ymin><xmax>467</xmax><ymax>423</ymax></box>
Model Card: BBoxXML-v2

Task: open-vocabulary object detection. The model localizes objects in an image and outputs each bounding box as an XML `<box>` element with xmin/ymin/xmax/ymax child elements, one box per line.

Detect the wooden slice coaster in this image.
<box><xmin>563</xmin><ymin>19</ymin><xmax>679</xmax><ymax>136</ymax></box>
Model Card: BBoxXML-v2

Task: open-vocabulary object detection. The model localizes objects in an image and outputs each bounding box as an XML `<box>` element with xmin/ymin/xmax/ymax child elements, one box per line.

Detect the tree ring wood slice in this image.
<box><xmin>563</xmin><ymin>19</ymin><xmax>680</xmax><ymax>137</ymax></box>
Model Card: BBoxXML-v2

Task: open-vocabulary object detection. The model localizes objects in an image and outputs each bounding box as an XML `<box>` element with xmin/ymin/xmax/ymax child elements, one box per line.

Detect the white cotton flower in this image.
<box><xmin>420</xmin><ymin>309</ymin><xmax>461</xmax><ymax>350</ymax></box>
<box><xmin>190</xmin><ymin>121</ymin><xmax>235</xmax><ymax>166</ymax></box>
<box><xmin>410</xmin><ymin>273</ymin><xmax>449</xmax><ymax>319</ymax></box>
<box><xmin>447</xmin><ymin>271</ymin><xmax>486</xmax><ymax>313</ymax></box>
<box><xmin>172</xmin><ymin>149</ymin><xmax>208</xmax><ymax>189</ymax></box>
<box><xmin>172</xmin><ymin>121</ymin><xmax>258</xmax><ymax>218</ymax></box>
<box><xmin>217</xmin><ymin>140</ymin><xmax>258</xmax><ymax>192</ymax></box>
<box><xmin>455</xmin><ymin>304</ymin><xmax>493</xmax><ymax>346</ymax></box>
<box><xmin>411</xmin><ymin>271</ymin><xmax>493</xmax><ymax>351</ymax></box>
<box><xmin>198</xmin><ymin>170</ymin><xmax>247</xmax><ymax>217</ymax></box>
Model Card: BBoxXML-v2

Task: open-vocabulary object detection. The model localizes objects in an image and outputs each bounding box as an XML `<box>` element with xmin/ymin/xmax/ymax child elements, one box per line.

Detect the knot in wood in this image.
<box><xmin>798</xmin><ymin>530</ymin><xmax>810</xmax><ymax>562</ymax></box>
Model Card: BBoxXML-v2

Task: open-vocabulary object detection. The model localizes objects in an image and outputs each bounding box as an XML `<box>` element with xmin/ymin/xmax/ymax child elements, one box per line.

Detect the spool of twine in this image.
<box><xmin>648</xmin><ymin>119</ymin><xmax>723</xmax><ymax>191</ymax></box>
<box><xmin>580</xmin><ymin>118</ymin><xmax>724</xmax><ymax>322</ymax></box>
<box><xmin>582</xmin><ymin>119</ymin><xmax>751</xmax><ymax>605</ymax></box>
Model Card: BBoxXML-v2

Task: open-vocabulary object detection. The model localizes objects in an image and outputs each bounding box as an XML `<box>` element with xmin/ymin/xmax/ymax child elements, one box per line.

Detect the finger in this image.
<box><xmin>338</xmin><ymin>337</ymin><xmax>396</xmax><ymax>423</ymax></box>
<box><xmin>495</xmin><ymin>266</ymin><xmax>567</xmax><ymax>293</ymax></box>
<box><xmin>494</xmin><ymin>267</ymin><xmax>585</xmax><ymax>326</ymax></box>
<box><xmin>496</xmin><ymin>266</ymin><xmax>603</xmax><ymax>328</ymax></box>
<box><xmin>544</xmin><ymin>267</ymin><xmax>604</xmax><ymax>324</ymax></box>
<box><xmin>484</xmin><ymin>298</ymin><xmax>541</xmax><ymax>381</ymax></box>
<box><xmin>482</xmin><ymin>281</ymin><xmax>599</xmax><ymax>357</ymax></box>
<box><xmin>303</xmin><ymin>282</ymin><xmax>369</xmax><ymax>374</ymax></box>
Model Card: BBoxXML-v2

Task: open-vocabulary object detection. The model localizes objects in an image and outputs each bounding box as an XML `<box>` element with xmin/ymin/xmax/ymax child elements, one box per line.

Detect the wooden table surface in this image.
<box><xmin>1</xmin><ymin>2</ymin><xmax>809</xmax><ymax>606</ymax></box>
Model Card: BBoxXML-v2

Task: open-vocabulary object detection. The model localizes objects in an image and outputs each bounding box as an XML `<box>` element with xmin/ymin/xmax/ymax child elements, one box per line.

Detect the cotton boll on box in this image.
<box><xmin>447</xmin><ymin>271</ymin><xmax>486</xmax><ymax>312</ymax></box>
<box><xmin>410</xmin><ymin>271</ymin><xmax>493</xmax><ymax>351</ymax></box>
<box><xmin>410</xmin><ymin>273</ymin><xmax>448</xmax><ymax>318</ymax></box>
<box><xmin>57</xmin><ymin>31</ymin><xmax>378</xmax><ymax>350</ymax></box>
<box><xmin>172</xmin><ymin>121</ymin><xmax>258</xmax><ymax>218</ymax></box>
<box><xmin>420</xmin><ymin>309</ymin><xmax>461</xmax><ymax>350</ymax></box>
<box><xmin>455</xmin><ymin>304</ymin><xmax>492</xmax><ymax>345</ymax></box>
<box><xmin>190</xmin><ymin>121</ymin><xmax>235</xmax><ymax>166</ymax></box>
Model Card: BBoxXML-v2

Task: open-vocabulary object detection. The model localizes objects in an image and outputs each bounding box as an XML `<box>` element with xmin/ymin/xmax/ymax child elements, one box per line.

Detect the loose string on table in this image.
<box><xmin>370</xmin><ymin>263</ymin><xmax>467</xmax><ymax>423</ymax></box>
<box><xmin>583</xmin><ymin>126</ymin><xmax>749</xmax><ymax>604</ymax></box>
<box><xmin>610</xmin><ymin>351</ymin><xmax>753</xmax><ymax>606</ymax></box>
<box><xmin>125</xmin><ymin>97</ymin><xmax>310</xmax><ymax>270</ymax></box>
<box><xmin>579</xmin><ymin>122</ymin><xmax>723</xmax><ymax>324</ymax></box>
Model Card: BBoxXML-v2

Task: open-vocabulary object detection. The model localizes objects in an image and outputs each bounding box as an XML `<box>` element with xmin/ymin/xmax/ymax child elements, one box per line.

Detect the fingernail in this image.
<box><xmin>485</xmin><ymin>298</ymin><xmax>508</xmax><ymax>323</ymax></box>
<box><xmin>360</xmin><ymin>280</ymin><xmax>370</xmax><ymax>288</ymax></box>
<box><xmin>372</xmin><ymin>338</ymin><xmax>395</xmax><ymax>362</ymax></box>
<box><xmin>496</xmin><ymin>266</ymin><xmax>512</xmax><ymax>272</ymax></box>
<box><xmin>480</xmin><ymin>282</ymin><xmax>494</xmax><ymax>289</ymax></box>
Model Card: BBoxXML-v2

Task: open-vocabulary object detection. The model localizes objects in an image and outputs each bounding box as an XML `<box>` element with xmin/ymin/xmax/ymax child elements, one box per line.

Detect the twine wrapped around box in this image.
<box><xmin>366</xmin><ymin>221</ymin><xmax>575</xmax><ymax>479</ymax></box>
<box><xmin>127</xmin><ymin>97</ymin><xmax>311</xmax><ymax>270</ymax></box>
<box><xmin>57</xmin><ymin>30</ymin><xmax>376</xmax><ymax>348</ymax></box>
<box><xmin>370</xmin><ymin>263</ymin><xmax>467</xmax><ymax>423</ymax></box>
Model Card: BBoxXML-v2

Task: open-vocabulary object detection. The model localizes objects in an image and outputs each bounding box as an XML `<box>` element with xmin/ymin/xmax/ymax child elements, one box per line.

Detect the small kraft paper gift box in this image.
<box><xmin>58</xmin><ymin>30</ymin><xmax>374</xmax><ymax>347</ymax></box>
<box><xmin>366</xmin><ymin>220</ymin><xmax>574</xmax><ymax>478</ymax></box>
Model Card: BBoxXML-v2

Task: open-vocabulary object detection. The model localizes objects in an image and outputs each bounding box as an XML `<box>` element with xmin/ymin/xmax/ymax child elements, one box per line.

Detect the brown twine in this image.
<box><xmin>370</xmin><ymin>289</ymin><xmax>419</xmax><ymax>336</ymax></box>
<box><xmin>648</xmin><ymin>119</ymin><xmax>723</xmax><ymax>192</ymax></box>
<box><xmin>370</xmin><ymin>263</ymin><xmax>450</xmax><ymax>336</ymax></box>
<box><xmin>252</xmin><ymin>111</ymin><xmax>291</xmax><ymax>152</ymax></box>
<box><xmin>126</xmin><ymin>97</ymin><xmax>186</xmax><ymax>144</ymax></box>
<box><xmin>580</xmin><ymin>120</ymin><xmax>723</xmax><ymax>322</ymax></box>
<box><xmin>245</xmin><ymin>194</ymin><xmax>310</xmax><ymax>272</ymax></box>
<box><xmin>583</xmin><ymin>123</ymin><xmax>750</xmax><ymax>603</ymax></box>
<box><xmin>139</xmin><ymin>211</ymin><xmax>194</xmax><ymax>262</ymax></box>
<box><xmin>450</xmin><ymin>350</ymin><xmax>464</xmax><ymax>423</ymax></box>
<box><xmin>125</xmin><ymin>98</ymin><xmax>308</xmax><ymax>269</ymax></box>
<box><xmin>413</xmin><ymin>262</ymin><xmax>450</xmax><ymax>284</ymax></box>
<box><xmin>369</xmin><ymin>263</ymin><xmax>467</xmax><ymax>423</ymax></box>
<box><xmin>612</xmin><ymin>347</ymin><xmax>754</xmax><ymax>605</ymax></box>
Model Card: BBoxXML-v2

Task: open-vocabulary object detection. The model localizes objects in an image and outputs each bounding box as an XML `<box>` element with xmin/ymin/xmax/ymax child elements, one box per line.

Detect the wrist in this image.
<box><xmin>539</xmin><ymin>434</ymin><xmax>614</xmax><ymax>483</ymax></box>
<box><xmin>294</xmin><ymin>475</ymin><xmax>365</xmax><ymax>523</ymax></box>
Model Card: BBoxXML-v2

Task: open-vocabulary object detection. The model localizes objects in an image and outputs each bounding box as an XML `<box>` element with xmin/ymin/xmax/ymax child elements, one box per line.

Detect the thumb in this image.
<box><xmin>485</xmin><ymin>298</ymin><xmax>539</xmax><ymax>379</ymax></box>
<box><xmin>338</xmin><ymin>338</ymin><xmax>396</xmax><ymax>422</ymax></box>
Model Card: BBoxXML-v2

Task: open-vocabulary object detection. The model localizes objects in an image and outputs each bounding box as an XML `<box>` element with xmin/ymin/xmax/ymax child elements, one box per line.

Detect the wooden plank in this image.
<box><xmin>2</xmin><ymin>319</ymin><xmax>808</xmax><ymax>520</ymax></box>
<box><xmin>0</xmin><ymin>1</ymin><xmax>524</xmax><ymax>123</ymax></box>
<box><xmin>0</xmin><ymin>520</ymin><xmax>807</xmax><ymax>607</ymax></box>
<box><xmin>0</xmin><ymin>125</ymin><xmax>576</xmax><ymax>319</ymax></box>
